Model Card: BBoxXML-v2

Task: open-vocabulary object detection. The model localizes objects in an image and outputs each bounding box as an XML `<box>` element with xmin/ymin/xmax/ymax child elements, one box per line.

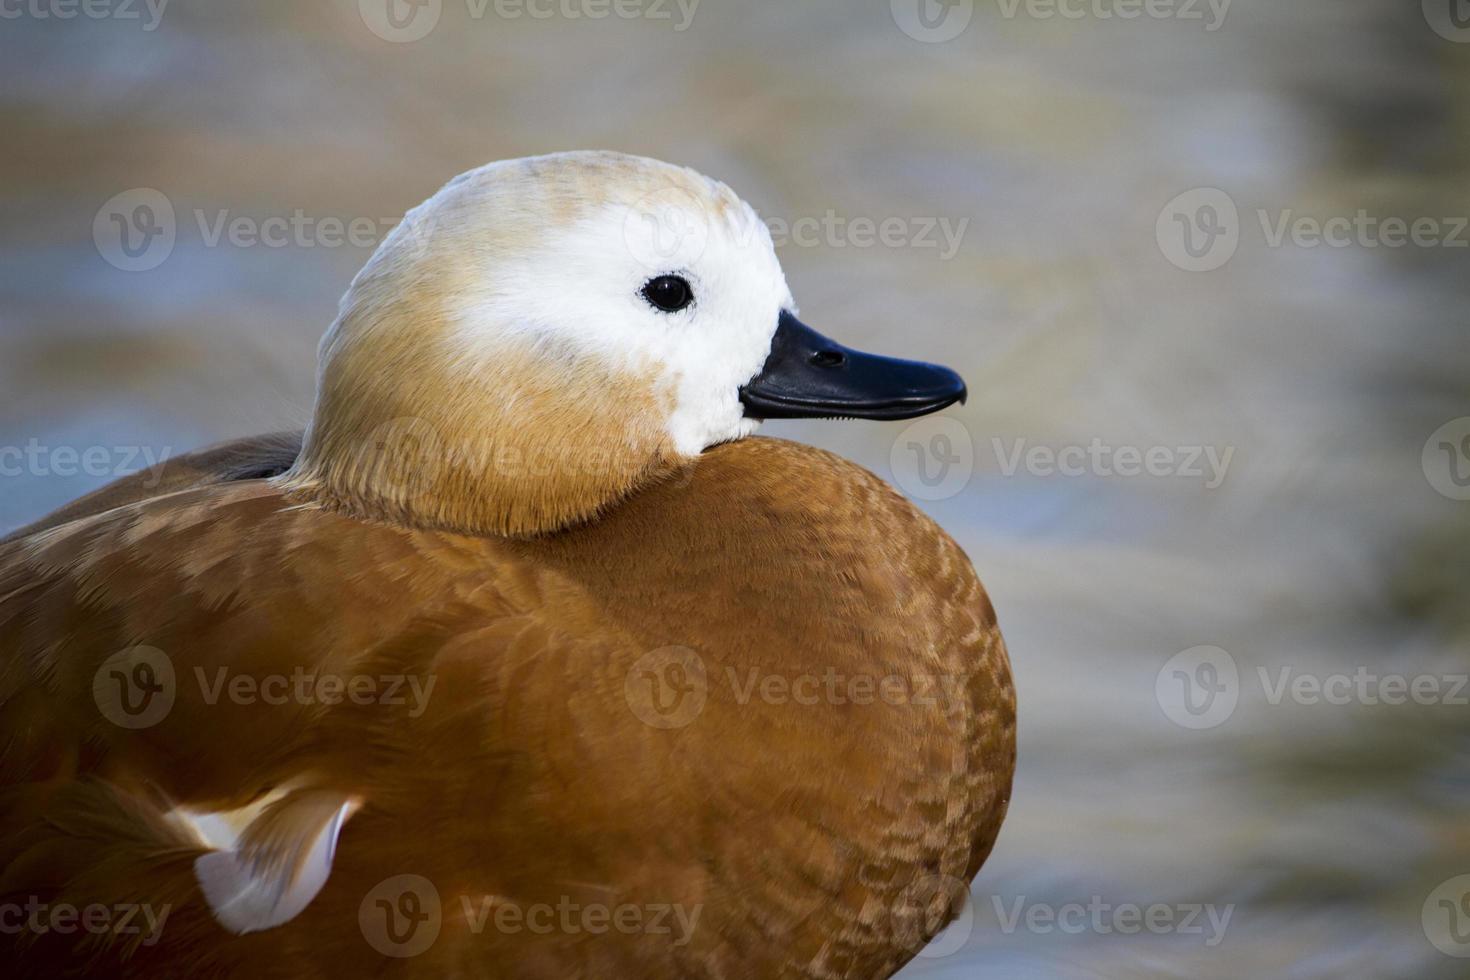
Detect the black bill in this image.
<box><xmin>738</xmin><ymin>311</ymin><xmax>967</xmax><ymax>421</ymax></box>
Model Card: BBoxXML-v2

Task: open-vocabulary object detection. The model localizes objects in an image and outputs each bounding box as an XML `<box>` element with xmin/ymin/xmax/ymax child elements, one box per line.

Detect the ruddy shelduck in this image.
<box><xmin>0</xmin><ymin>151</ymin><xmax>1014</xmax><ymax>979</ymax></box>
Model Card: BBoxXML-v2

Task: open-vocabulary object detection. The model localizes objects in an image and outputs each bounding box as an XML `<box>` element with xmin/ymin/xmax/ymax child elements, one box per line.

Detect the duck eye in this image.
<box><xmin>641</xmin><ymin>275</ymin><xmax>694</xmax><ymax>313</ymax></box>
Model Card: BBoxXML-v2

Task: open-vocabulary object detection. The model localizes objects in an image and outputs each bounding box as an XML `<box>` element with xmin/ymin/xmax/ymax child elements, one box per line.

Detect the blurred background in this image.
<box><xmin>2</xmin><ymin>1</ymin><xmax>1468</xmax><ymax>976</ymax></box>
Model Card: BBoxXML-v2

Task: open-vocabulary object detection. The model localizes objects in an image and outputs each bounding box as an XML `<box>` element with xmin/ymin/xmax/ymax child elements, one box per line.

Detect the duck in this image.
<box><xmin>0</xmin><ymin>151</ymin><xmax>1015</xmax><ymax>979</ymax></box>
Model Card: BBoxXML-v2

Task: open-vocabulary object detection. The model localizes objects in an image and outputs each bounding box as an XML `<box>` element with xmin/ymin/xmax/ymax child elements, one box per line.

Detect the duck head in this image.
<box><xmin>286</xmin><ymin>151</ymin><xmax>966</xmax><ymax>536</ymax></box>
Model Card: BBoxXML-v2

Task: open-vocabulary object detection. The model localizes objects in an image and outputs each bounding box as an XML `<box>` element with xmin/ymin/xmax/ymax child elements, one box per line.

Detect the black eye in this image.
<box><xmin>641</xmin><ymin>275</ymin><xmax>694</xmax><ymax>313</ymax></box>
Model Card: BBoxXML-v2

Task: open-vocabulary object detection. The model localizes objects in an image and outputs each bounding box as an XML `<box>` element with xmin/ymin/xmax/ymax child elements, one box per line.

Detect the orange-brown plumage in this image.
<box><xmin>1</xmin><ymin>435</ymin><xmax>1012</xmax><ymax>978</ymax></box>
